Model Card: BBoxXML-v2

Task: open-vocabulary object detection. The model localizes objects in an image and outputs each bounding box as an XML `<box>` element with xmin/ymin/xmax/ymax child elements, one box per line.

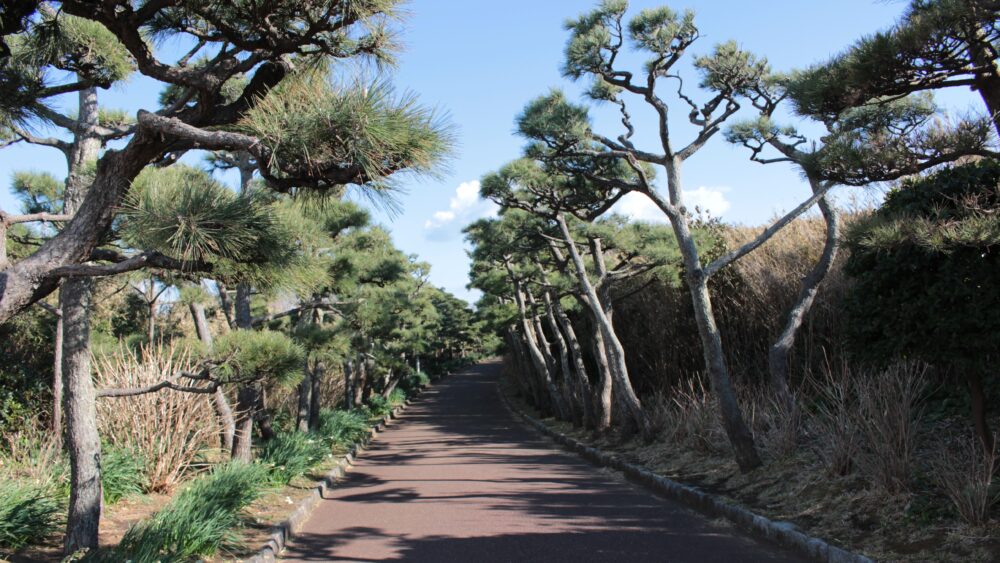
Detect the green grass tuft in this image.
<box><xmin>114</xmin><ymin>462</ymin><xmax>269</xmax><ymax>562</ymax></box>
<box><xmin>0</xmin><ymin>481</ymin><xmax>63</xmax><ymax>550</ymax></box>
<box><xmin>101</xmin><ymin>446</ymin><xmax>147</xmax><ymax>503</ymax></box>
<box><xmin>317</xmin><ymin>409</ymin><xmax>371</xmax><ymax>450</ymax></box>
<box><xmin>260</xmin><ymin>432</ymin><xmax>329</xmax><ymax>485</ymax></box>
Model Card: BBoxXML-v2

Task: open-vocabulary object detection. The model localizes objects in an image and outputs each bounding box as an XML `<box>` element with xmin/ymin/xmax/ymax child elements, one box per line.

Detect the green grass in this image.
<box><xmin>388</xmin><ymin>387</ymin><xmax>407</xmax><ymax>407</ymax></box>
<box><xmin>317</xmin><ymin>409</ymin><xmax>371</xmax><ymax>450</ymax></box>
<box><xmin>259</xmin><ymin>432</ymin><xmax>329</xmax><ymax>485</ymax></box>
<box><xmin>0</xmin><ymin>480</ymin><xmax>63</xmax><ymax>550</ymax></box>
<box><xmin>113</xmin><ymin>462</ymin><xmax>269</xmax><ymax>562</ymax></box>
<box><xmin>366</xmin><ymin>395</ymin><xmax>393</xmax><ymax>418</ymax></box>
<box><xmin>101</xmin><ymin>446</ymin><xmax>147</xmax><ymax>503</ymax></box>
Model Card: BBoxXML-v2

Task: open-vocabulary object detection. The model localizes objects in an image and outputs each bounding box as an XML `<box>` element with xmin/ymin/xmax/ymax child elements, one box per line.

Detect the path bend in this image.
<box><xmin>281</xmin><ymin>361</ymin><xmax>805</xmax><ymax>562</ymax></box>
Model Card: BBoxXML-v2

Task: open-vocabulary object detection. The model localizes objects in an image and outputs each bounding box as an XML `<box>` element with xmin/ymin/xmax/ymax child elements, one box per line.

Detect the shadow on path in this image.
<box><xmin>281</xmin><ymin>361</ymin><xmax>805</xmax><ymax>563</ymax></box>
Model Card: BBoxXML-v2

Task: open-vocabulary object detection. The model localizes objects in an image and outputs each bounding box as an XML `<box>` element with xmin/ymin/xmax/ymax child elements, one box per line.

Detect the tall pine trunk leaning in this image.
<box><xmin>556</xmin><ymin>214</ymin><xmax>650</xmax><ymax>438</ymax></box>
<box><xmin>188</xmin><ymin>300</ymin><xmax>235</xmax><ymax>453</ymax></box>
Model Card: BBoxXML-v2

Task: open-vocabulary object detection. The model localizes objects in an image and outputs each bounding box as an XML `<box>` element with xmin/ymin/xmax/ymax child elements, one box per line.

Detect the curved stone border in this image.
<box><xmin>247</xmin><ymin>374</ymin><xmax>448</xmax><ymax>562</ymax></box>
<box><xmin>498</xmin><ymin>388</ymin><xmax>874</xmax><ymax>563</ymax></box>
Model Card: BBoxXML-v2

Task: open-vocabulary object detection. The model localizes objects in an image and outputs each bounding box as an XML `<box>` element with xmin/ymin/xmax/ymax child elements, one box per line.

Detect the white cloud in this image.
<box><xmin>610</xmin><ymin>187</ymin><xmax>731</xmax><ymax>223</ymax></box>
<box><xmin>684</xmin><ymin>186</ymin><xmax>731</xmax><ymax>217</ymax></box>
<box><xmin>424</xmin><ymin>180</ymin><xmax>499</xmax><ymax>231</ymax></box>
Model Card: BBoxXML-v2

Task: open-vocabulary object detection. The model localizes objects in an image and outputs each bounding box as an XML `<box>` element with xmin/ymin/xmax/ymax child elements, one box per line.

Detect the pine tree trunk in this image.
<box><xmin>231</xmin><ymin>282</ymin><xmax>256</xmax><ymax>461</ymax></box>
<box><xmin>968</xmin><ymin>371</ymin><xmax>995</xmax><ymax>454</ymax></box>
<box><xmin>967</xmin><ymin>22</ymin><xmax>1000</xmax><ymax>137</ymax></box>
<box><xmin>188</xmin><ymin>302</ymin><xmax>213</xmax><ymax>347</ymax></box>
<box><xmin>554</xmin><ymin>300</ymin><xmax>596</xmax><ymax>429</ymax></box>
<box><xmin>591</xmin><ymin>328</ymin><xmax>614</xmax><ymax>432</ymax></box>
<box><xmin>556</xmin><ymin>214</ymin><xmax>650</xmax><ymax>437</ymax></box>
<box><xmin>52</xmin><ymin>311</ymin><xmax>64</xmax><ymax>448</ymax></box>
<box><xmin>187</xmin><ymin>301</ymin><xmax>234</xmax><ymax>453</ymax></box>
<box><xmin>62</xmin><ymin>278</ymin><xmax>101</xmax><ymax>555</ymax></box>
<box><xmin>62</xmin><ymin>87</ymin><xmax>104</xmax><ymax>555</ymax></box>
<box><xmin>343</xmin><ymin>358</ymin><xmax>355</xmax><ymax>409</ymax></box>
<box><xmin>297</xmin><ymin>363</ymin><xmax>312</xmax><ymax>433</ymax></box>
<box><xmin>309</xmin><ymin>361</ymin><xmax>322</xmax><ymax>430</ymax></box>
<box><xmin>655</xmin><ymin>160</ymin><xmax>761</xmax><ymax>472</ymax></box>
<box><xmin>769</xmin><ymin>182</ymin><xmax>839</xmax><ymax>411</ymax></box>
<box><xmin>543</xmin><ymin>291</ymin><xmax>581</xmax><ymax>427</ymax></box>
<box><xmin>510</xmin><ymin>278</ymin><xmax>558</xmax><ymax>416</ymax></box>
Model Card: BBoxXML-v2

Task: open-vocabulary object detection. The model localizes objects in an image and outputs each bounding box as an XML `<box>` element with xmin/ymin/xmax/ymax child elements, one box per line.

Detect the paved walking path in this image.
<box><xmin>282</xmin><ymin>361</ymin><xmax>805</xmax><ymax>562</ymax></box>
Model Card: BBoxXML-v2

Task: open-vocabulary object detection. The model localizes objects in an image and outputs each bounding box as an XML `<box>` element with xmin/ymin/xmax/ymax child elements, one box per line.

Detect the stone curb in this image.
<box><xmin>246</xmin><ymin>373</ymin><xmax>450</xmax><ymax>562</ymax></box>
<box><xmin>497</xmin><ymin>388</ymin><xmax>874</xmax><ymax>563</ymax></box>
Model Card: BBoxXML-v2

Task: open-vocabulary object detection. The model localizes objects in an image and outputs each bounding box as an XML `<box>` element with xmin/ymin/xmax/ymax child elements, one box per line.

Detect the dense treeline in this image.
<box><xmin>467</xmin><ymin>0</ymin><xmax>1000</xmax><ymax>556</ymax></box>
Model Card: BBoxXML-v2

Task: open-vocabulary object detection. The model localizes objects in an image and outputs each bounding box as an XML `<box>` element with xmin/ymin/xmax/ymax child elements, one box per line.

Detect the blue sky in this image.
<box><xmin>0</xmin><ymin>1</ymin><xmax>983</xmax><ymax>304</ymax></box>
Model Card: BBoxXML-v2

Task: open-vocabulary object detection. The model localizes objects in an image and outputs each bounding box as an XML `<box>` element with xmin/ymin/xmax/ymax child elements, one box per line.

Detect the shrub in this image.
<box><xmin>399</xmin><ymin>371</ymin><xmax>430</xmax><ymax>393</ymax></box>
<box><xmin>387</xmin><ymin>388</ymin><xmax>407</xmax><ymax>407</ymax></box>
<box><xmin>317</xmin><ymin>409</ymin><xmax>371</xmax><ymax>450</ymax></box>
<box><xmin>665</xmin><ymin>377</ymin><xmax>725</xmax><ymax>454</ymax></box>
<box><xmin>101</xmin><ymin>446</ymin><xmax>147</xmax><ymax>504</ymax></box>
<box><xmin>855</xmin><ymin>362</ymin><xmax>927</xmax><ymax>494</ymax></box>
<box><xmin>928</xmin><ymin>434</ymin><xmax>999</xmax><ymax>526</ymax></box>
<box><xmin>0</xmin><ymin>481</ymin><xmax>63</xmax><ymax>550</ymax></box>
<box><xmin>809</xmin><ymin>362</ymin><xmax>861</xmax><ymax>476</ymax></box>
<box><xmin>366</xmin><ymin>395</ymin><xmax>393</xmax><ymax>418</ymax></box>
<box><xmin>115</xmin><ymin>462</ymin><xmax>269</xmax><ymax>561</ymax></box>
<box><xmin>260</xmin><ymin>432</ymin><xmax>328</xmax><ymax>485</ymax></box>
<box><xmin>94</xmin><ymin>343</ymin><xmax>218</xmax><ymax>492</ymax></box>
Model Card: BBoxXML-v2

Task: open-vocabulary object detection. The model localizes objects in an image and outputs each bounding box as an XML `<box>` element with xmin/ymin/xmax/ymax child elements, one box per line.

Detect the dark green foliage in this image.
<box><xmin>239</xmin><ymin>69</ymin><xmax>453</xmax><ymax>192</ymax></box>
<box><xmin>0</xmin><ymin>481</ymin><xmax>63</xmax><ymax>550</ymax></box>
<box><xmin>387</xmin><ymin>388</ymin><xmax>407</xmax><ymax>407</ymax></box>
<box><xmin>11</xmin><ymin>171</ymin><xmax>63</xmax><ymax>214</ymax></box>
<box><xmin>0</xmin><ymin>305</ymin><xmax>54</xmax><ymax>433</ymax></box>
<box><xmin>317</xmin><ymin>409</ymin><xmax>371</xmax><ymax>449</ymax></box>
<box><xmin>214</xmin><ymin>330</ymin><xmax>305</xmax><ymax>388</ymax></box>
<box><xmin>114</xmin><ymin>462</ymin><xmax>269</xmax><ymax>562</ymax></box>
<box><xmin>399</xmin><ymin>371</ymin><xmax>430</xmax><ymax>393</ymax></box>
<box><xmin>101</xmin><ymin>446</ymin><xmax>147</xmax><ymax>504</ymax></box>
<box><xmin>122</xmin><ymin>165</ymin><xmax>286</xmax><ymax>263</ymax></box>
<box><xmin>366</xmin><ymin>395</ymin><xmax>393</xmax><ymax>418</ymax></box>
<box><xmin>259</xmin><ymin>432</ymin><xmax>328</xmax><ymax>485</ymax></box>
<box><xmin>845</xmin><ymin>160</ymin><xmax>1000</xmax><ymax>372</ymax></box>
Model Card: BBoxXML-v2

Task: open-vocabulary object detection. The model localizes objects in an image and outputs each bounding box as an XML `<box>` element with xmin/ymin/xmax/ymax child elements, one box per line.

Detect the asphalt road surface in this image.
<box><xmin>281</xmin><ymin>361</ymin><xmax>806</xmax><ymax>563</ymax></box>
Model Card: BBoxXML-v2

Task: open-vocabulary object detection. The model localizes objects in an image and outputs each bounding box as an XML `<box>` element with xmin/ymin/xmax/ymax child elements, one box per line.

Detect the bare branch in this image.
<box><xmin>704</xmin><ymin>182</ymin><xmax>835</xmax><ymax>277</ymax></box>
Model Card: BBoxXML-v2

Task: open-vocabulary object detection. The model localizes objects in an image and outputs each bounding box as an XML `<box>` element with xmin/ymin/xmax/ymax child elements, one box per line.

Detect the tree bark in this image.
<box><xmin>556</xmin><ymin>214</ymin><xmax>650</xmax><ymax>437</ymax></box>
<box><xmin>62</xmin><ymin>87</ymin><xmax>104</xmax><ymax>555</ymax></box>
<box><xmin>230</xmin><ymin>282</ymin><xmax>256</xmax><ymax>461</ymax></box>
<box><xmin>309</xmin><ymin>361</ymin><xmax>323</xmax><ymax>430</ymax></box>
<box><xmin>968</xmin><ymin>371</ymin><xmax>995</xmax><ymax>454</ymax></box>
<box><xmin>343</xmin><ymin>358</ymin><xmax>355</xmax><ymax>409</ymax></box>
<box><xmin>591</xmin><ymin>327</ymin><xmax>614</xmax><ymax>432</ymax></box>
<box><xmin>187</xmin><ymin>300</ymin><xmax>234</xmax><ymax>452</ymax></box>
<box><xmin>297</xmin><ymin>364</ymin><xmax>312</xmax><ymax>433</ymax></box>
<box><xmin>52</xmin><ymin>311</ymin><xmax>64</xmax><ymax>447</ymax></box>
<box><xmin>510</xmin><ymin>277</ymin><xmax>559</xmax><ymax>416</ymax></box>
<box><xmin>542</xmin><ymin>291</ymin><xmax>581</xmax><ymax>426</ymax></box>
<box><xmin>768</xmin><ymin>181</ymin><xmax>840</xmax><ymax>411</ymax></box>
<box><xmin>62</xmin><ymin>278</ymin><xmax>101</xmax><ymax>555</ymax></box>
<box><xmin>553</xmin><ymin>299</ymin><xmax>596</xmax><ymax>430</ymax></box>
<box><xmin>188</xmin><ymin>302</ymin><xmax>213</xmax><ymax>347</ymax></box>
<box><xmin>648</xmin><ymin>160</ymin><xmax>761</xmax><ymax>471</ymax></box>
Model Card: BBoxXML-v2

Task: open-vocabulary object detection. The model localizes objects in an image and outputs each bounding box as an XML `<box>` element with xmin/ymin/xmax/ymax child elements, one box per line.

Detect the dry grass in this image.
<box><xmin>94</xmin><ymin>343</ymin><xmax>219</xmax><ymax>492</ymax></box>
<box><xmin>928</xmin><ymin>434</ymin><xmax>999</xmax><ymax>527</ymax></box>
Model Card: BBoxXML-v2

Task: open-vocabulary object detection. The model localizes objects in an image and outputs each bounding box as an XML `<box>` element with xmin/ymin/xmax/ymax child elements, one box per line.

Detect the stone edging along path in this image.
<box><xmin>498</xmin><ymin>388</ymin><xmax>875</xmax><ymax>563</ymax></box>
<box><xmin>246</xmin><ymin>374</ymin><xmax>446</xmax><ymax>563</ymax></box>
